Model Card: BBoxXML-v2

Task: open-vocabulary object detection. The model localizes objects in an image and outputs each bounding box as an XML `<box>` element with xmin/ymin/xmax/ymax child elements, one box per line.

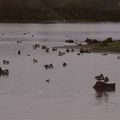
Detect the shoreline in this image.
<box><xmin>1</xmin><ymin>20</ymin><xmax>120</xmax><ymax>24</ymax></box>
<box><xmin>53</xmin><ymin>42</ymin><xmax>120</xmax><ymax>54</ymax></box>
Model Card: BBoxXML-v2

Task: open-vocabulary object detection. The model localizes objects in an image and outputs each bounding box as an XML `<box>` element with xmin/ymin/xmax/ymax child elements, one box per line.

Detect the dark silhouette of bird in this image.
<box><xmin>46</xmin><ymin>79</ymin><xmax>50</xmax><ymax>83</ymax></box>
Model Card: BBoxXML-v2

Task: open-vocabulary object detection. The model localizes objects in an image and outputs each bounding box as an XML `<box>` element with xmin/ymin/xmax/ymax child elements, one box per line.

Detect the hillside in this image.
<box><xmin>0</xmin><ymin>0</ymin><xmax>120</xmax><ymax>22</ymax></box>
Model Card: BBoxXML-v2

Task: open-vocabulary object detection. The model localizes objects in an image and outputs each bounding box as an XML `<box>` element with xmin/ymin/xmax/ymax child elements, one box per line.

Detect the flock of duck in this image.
<box><xmin>0</xmin><ymin>33</ymin><xmax>118</xmax><ymax>91</ymax></box>
<box><xmin>16</xmin><ymin>42</ymin><xmax>119</xmax><ymax>90</ymax></box>
<box><xmin>0</xmin><ymin>40</ymin><xmax>73</xmax><ymax>82</ymax></box>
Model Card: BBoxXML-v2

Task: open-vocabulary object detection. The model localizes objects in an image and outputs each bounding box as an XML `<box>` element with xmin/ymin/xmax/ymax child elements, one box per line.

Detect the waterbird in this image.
<box><xmin>18</xmin><ymin>50</ymin><xmax>21</xmax><ymax>55</ymax></box>
<box><xmin>63</xmin><ymin>62</ymin><xmax>67</xmax><ymax>67</ymax></box>
<box><xmin>45</xmin><ymin>79</ymin><xmax>50</xmax><ymax>83</ymax></box>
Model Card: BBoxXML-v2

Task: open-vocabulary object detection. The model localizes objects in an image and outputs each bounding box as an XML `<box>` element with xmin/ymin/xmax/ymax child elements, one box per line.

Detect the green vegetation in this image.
<box><xmin>85</xmin><ymin>41</ymin><xmax>120</xmax><ymax>53</ymax></box>
<box><xmin>93</xmin><ymin>42</ymin><xmax>120</xmax><ymax>52</ymax></box>
<box><xmin>0</xmin><ymin>0</ymin><xmax>120</xmax><ymax>22</ymax></box>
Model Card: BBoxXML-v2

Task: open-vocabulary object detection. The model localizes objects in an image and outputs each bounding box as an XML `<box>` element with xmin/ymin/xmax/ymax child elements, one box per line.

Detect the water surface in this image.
<box><xmin>0</xmin><ymin>23</ymin><xmax>120</xmax><ymax>120</ymax></box>
<box><xmin>1</xmin><ymin>23</ymin><xmax>120</xmax><ymax>43</ymax></box>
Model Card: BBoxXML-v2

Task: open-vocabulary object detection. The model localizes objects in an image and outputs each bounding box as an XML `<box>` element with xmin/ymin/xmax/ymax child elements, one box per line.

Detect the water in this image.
<box><xmin>0</xmin><ymin>23</ymin><xmax>120</xmax><ymax>120</ymax></box>
<box><xmin>1</xmin><ymin>23</ymin><xmax>120</xmax><ymax>43</ymax></box>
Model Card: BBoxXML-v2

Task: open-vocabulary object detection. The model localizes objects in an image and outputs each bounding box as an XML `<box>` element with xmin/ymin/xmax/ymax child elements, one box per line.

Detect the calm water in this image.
<box><xmin>0</xmin><ymin>23</ymin><xmax>120</xmax><ymax>120</ymax></box>
<box><xmin>0</xmin><ymin>23</ymin><xmax>120</xmax><ymax>43</ymax></box>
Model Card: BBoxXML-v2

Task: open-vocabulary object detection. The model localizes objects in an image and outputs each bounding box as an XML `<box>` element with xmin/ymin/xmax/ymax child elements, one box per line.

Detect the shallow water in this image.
<box><xmin>0</xmin><ymin>23</ymin><xmax>120</xmax><ymax>120</ymax></box>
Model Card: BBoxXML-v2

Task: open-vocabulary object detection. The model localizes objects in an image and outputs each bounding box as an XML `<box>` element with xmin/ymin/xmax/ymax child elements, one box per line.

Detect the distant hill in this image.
<box><xmin>0</xmin><ymin>0</ymin><xmax>120</xmax><ymax>22</ymax></box>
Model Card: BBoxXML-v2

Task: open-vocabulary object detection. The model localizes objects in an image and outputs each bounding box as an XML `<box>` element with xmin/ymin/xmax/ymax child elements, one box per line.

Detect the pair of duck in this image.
<box><xmin>95</xmin><ymin>74</ymin><xmax>109</xmax><ymax>83</ymax></box>
<box><xmin>93</xmin><ymin>74</ymin><xmax>115</xmax><ymax>92</ymax></box>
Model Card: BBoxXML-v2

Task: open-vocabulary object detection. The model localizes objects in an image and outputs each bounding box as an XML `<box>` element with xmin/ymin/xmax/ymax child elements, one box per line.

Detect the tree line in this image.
<box><xmin>0</xmin><ymin>0</ymin><xmax>120</xmax><ymax>22</ymax></box>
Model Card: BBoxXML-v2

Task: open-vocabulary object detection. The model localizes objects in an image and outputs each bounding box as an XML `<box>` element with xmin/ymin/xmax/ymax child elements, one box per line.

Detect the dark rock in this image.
<box><xmin>93</xmin><ymin>81</ymin><xmax>115</xmax><ymax>92</ymax></box>
<box><xmin>65</xmin><ymin>39</ymin><xmax>74</xmax><ymax>43</ymax></box>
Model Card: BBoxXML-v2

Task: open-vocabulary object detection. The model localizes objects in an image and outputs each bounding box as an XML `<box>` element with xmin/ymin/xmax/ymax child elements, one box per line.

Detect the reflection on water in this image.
<box><xmin>94</xmin><ymin>89</ymin><xmax>109</xmax><ymax>103</ymax></box>
<box><xmin>94</xmin><ymin>89</ymin><xmax>116</xmax><ymax>106</ymax></box>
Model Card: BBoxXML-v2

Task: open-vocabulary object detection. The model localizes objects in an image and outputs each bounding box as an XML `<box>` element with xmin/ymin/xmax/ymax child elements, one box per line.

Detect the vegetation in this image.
<box><xmin>84</xmin><ymin>38</ymin><xmax>120</xmax><ymax>53</ymax></box>
<box><xmin>91</xmin><ymin>42</ymin><xmax>120</xmax><ymax>52</ymax></box>
<box><xmin>0</xmin><ymin>0</ymin><xmax>120</xmax><ymax>22</ymax></box>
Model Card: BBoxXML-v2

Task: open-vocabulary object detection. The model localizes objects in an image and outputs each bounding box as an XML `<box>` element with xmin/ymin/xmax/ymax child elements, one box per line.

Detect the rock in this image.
<box><xmin>93</xmin><ymin>81</ymin><xmax>115</xmax><ymax>92</ymax></box>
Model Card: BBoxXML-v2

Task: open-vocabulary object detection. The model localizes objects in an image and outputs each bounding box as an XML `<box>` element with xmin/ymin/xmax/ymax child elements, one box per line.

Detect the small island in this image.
<box><xmin>55</xmin><ymin>37</ymin><xmax>120</xmax><ymax>54</ymax></box>
<box><xmin>82</xmin><ymin>37</ymin><xmax>120</xmax><ymax>53</ymax></box>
